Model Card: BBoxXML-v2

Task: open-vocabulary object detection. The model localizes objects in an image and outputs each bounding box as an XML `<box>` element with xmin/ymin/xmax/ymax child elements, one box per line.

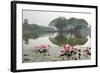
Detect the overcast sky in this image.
<box><xmin>23</xmin><ymin>10</ymin><xmax>91</xmax><ymax>26</ymax></box>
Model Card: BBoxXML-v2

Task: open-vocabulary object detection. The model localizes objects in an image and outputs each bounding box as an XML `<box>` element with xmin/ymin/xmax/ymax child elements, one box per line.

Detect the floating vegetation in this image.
<box><xmin>23</xmin><ymin>44</ymin><xmax>91</xmax><ymax>63</ymax></box>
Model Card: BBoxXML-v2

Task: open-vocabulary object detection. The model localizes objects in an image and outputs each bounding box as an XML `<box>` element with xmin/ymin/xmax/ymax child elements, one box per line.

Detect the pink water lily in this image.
<box><xmin>63</xmin><ymin>44</ymin><xmax>73</xmax><ymax>52</ymax></box>
<box><xmin>60</xmin><ymin>44</ymin><xmax>78</xmax><ymax>55</ymax></box>
<box><xmin>34</xmin><ymin>44</ymin><xmax>50</xmax><ymax>49</ymax></box>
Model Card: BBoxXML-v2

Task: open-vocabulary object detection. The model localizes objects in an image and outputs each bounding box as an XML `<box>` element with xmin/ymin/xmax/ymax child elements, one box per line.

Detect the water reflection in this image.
<box><xmin>23</xmin><ymin>31</ymin><xmax>89</xmax><ymax>47</ymax></box>
<box><xmin>23</xmin><ymin>31</ymin><xmax>91</xmax><ymax>63</ymax></box>
<box><xmin>49</xmin><ymin>32</ymin><xmax>88</xmax><ymax>46</ymax></box>
<box><xmin>23</xmin><ymin>33</ymin><xmax>39</xmax><ymax>44</ymax></box>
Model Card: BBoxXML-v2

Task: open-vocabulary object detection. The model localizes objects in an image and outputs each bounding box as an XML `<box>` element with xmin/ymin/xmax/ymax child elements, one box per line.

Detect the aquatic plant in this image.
<box><xmin>34</xmin><ymin>44</ymin><xmax>50</xmax><ymax>53</ymax></box>
<box><xmin>60</xmin><ymin>44</ymin><xmax>78</xmax><ymax>57</ymax></box>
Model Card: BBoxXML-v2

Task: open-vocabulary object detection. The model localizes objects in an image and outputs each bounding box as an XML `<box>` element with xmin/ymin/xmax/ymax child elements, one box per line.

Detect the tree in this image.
<box><xmin>68</xmin><ymin>18</ymin><xmax>88</xmax><ymax>31</ymax></box>
<box><xmin>49</xmin><ymin>17</ymin><xmax>89</xmax><ymax>33</ymax></box>
<box><xmin>49</xmin><ymin>17</ymin><xmax>68</xmax><ymax>32</ymax></box>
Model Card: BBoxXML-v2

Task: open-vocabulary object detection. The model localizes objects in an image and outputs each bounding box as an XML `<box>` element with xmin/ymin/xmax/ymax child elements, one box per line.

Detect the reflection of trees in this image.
<box><xmin>23</xmin><ymin>32</ymin><xmax>53</xmax><ymax>44</ymax></box>
<box><xmin>23</xmin><ymin>32</ymin><xmax>39</xmax><ymax>44</ymax></box>
<box><xmin>49</xmin><ymin>33</ymin><xmax>88</xmax><ymax>47</ymax></box>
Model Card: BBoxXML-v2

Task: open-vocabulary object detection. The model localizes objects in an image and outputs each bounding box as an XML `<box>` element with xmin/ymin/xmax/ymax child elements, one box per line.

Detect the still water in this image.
<box><xmin>22</xmin><ymin>32</ymin><xmax>91</xmax><ymax>63</ymax></box>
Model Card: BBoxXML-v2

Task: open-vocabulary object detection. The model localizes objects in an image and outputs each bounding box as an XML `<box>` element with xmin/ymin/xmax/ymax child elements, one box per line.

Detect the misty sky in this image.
<box><xmin>23</xmin><ymin>10</ymin><xmax>91</xmax><ymax>26</ymax></box>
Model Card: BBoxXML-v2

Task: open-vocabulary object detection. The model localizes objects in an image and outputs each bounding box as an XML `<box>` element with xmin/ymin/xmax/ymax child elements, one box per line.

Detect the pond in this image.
<box><xmin>22</xmin><ymin>32</ymin><xmax>91</xmax><ymax>63</ymax></box>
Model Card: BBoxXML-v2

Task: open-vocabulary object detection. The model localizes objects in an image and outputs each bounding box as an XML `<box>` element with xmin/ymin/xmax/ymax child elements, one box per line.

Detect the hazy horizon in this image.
<box><xmin>23</xmin><ymin>10</ymin><xmax>91</xmax><ymax>26</ymax></box>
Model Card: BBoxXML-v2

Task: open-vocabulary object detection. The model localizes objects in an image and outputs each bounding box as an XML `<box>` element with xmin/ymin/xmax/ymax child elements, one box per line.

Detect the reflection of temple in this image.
<box><xmin>23</xmin><ymin>33</ymin><xmax>39</xmax><ymax>44</ymax></box>
<box><xmin>24</xmin><ymin>39</ymin><xmax>29</xmax><ymax>44</ymax></box>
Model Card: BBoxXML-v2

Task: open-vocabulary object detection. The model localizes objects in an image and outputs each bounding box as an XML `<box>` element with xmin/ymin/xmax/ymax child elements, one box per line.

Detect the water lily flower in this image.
<box><xmin>60</xmin><ymin>44</ymin><xmax>78</xmax><ymax>56</ymax></box>
<box><xmin>34</xmin><ymin>44</ymin><xmax>50</xmax><ymax>49</ymax></box>
<box><xmin>34</xmin><ymin>44</ymin><xmax>50</xmax><ymax>54</ymax></box>
<box><xmin>63</xmin><ymin>44</ymin><xmax>73</xmax><ymax>52</ymax></box>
